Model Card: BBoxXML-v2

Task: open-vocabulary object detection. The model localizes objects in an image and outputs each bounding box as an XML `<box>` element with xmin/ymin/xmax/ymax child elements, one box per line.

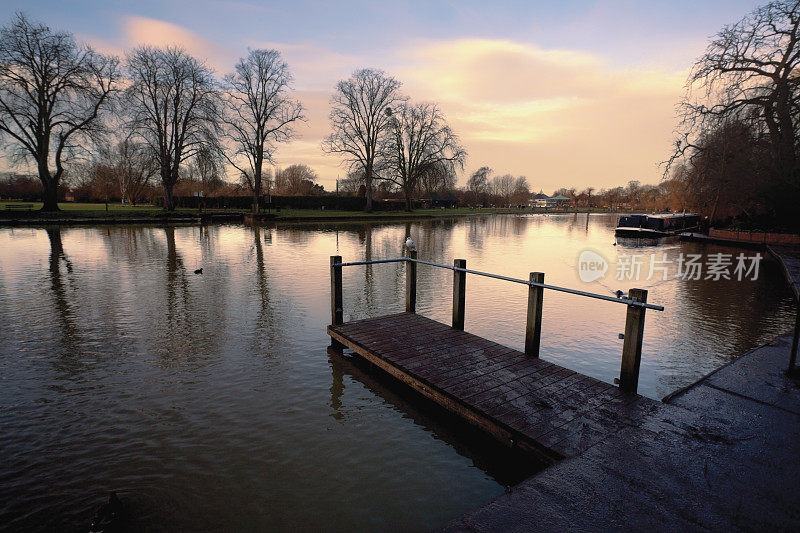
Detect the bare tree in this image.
<box><xmin>382</xmin><ymin>102</ymin><xmax>466</xmax><ymax>211</ymax></box>
<box><xmin>670</xmin><ymin>1</ymin><xmax>800</xmax><ymax>203</ymax></box>
<box><xmin>419</xmin><ymin>160</ymin><xmax>457</xmax><ymax>198</ymax></box>
<box><xmin>323</xmin><ymin>68</ymin><xmax>404</xmax><ymax>211</ymax></box>
<box><xmin>338</xmin><ymin>169</ymin><xmax>365</xmax><ymax>195</ymax></box>
<box><xmin>274</xmin><ymin>164</ymin><xmax>322</xmax><ymax>195</ymax></box>
<box><xmin>125</xmin><ymin>46</ymin><xmax>219</xmax><ymax>210</ymax></box>
<box><xmin>466</xmin><ymin>166</ymin><xmax>491</xmax><ymax>205</ymax></box>
<box><xmin>221</xmin><ymin>49</ymin><xmax>303</xmax><ymax>213</ymax></box>
<box><xmin>491</xmin><ymin>174</ymin><xmax>516</xmax><ymax>204</ymax></box>
<box><xmin>190</xmin><ymin>144</ymin><xmax>226</xmax><ymax>196</ymax></box>
<box><xmin>0</xmin><ymin>13</ymin><xmax>119</xmax><ymax>211</ymax></box>
<box><xmin>510</xmin><ymin>176</ymin><xmax>531</xmax><ymax>205</ymax></box>
<box><xmin>99</xmin><ymin>137</ymin><xmax>157</xmax><ymax>205</ymax></box>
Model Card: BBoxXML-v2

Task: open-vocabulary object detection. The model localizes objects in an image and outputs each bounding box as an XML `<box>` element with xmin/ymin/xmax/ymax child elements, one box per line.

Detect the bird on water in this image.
<box><xmin>194</xmin><ymin>268</ymin><xmax>203</xmax><ymax>274</ymax></box>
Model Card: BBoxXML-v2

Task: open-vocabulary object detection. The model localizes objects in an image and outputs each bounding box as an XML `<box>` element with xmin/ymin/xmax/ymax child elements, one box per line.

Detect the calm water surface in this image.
<box><xmin>0</xmin><ymin>214</ymin><xmax>794</xmax><ymax>531</ymax></box>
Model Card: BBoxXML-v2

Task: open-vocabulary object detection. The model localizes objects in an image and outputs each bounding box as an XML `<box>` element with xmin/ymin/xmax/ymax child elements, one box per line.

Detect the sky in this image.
<box><xmin>0</xmin><ymin>0</ymin><xmax>765</xmax><ymax>193</ymax></box>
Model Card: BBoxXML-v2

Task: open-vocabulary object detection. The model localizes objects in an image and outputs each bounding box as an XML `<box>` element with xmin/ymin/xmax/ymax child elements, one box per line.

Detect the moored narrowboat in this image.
<box><xmin>615</xmin><ymin>213</ymin><xmax>701</xmax><ymax>238</ymax></box>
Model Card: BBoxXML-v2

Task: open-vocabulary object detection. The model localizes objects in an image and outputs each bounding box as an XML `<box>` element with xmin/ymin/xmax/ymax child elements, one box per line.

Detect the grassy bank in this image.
<box><xmin>0</xmin><ymin>201</ymin><xmax>613</xmax><ymax>224</ymax></box>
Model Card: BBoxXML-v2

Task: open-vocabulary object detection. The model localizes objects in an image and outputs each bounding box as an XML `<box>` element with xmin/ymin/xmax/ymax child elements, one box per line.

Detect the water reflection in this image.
<box><xmin>326</xmin><ymin>348</ymin><xmax>544</xmax><ymax>486</ymax></box>
<box><xmin>0</xmin><ymin>217</ymin><xmax>794</xmax><ymax>531</ymax></box>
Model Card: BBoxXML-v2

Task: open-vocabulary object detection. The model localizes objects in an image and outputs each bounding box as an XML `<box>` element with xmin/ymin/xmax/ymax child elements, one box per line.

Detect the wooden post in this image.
<box><xmin>619</xmin><ymin>288</ymin><xmax>647</xmax><ymax>394</ymax></box>
<box><xmin>452</xmin><ymin>259</ymin><xmax>467</xmax><ymax>330</ymax></box>
<box><xmin>330</xmin><ymin>255</ymin><xmax>343</xmax><ymax>326</ymax></box>
<box><xmin>330</xmin><ymin>255</ymin><xmax>344</xmax><ymax>350</ymax></box>
<box><xmin>406</xmin><ymin>250</ymin><xmax>417</xmax><ymax>313</ymax></box>
<box><xmin>789</xmin><ymin>302</ymin><xmax>800</xmax><ymax>375</ymax></box>
<box><xmin>525</xmin><ymin>272</ymin><xmax>545</xmax><ymax>357</ymax></box>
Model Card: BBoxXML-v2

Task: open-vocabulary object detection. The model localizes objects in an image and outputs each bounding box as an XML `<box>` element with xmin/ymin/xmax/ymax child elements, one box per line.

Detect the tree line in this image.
<box><xmin>666</xmin><ymin>0</ymin><xmax>800</xmax><ymax>230</ymax></box>
<box><xmin>0</xmin><ymin>13</ymin><xmax>472</xmax><ymax>213</ymax></box>
<box><xmin>0</xmin><ymin>13</ymin><xmax>312</xmax><ymax>212</ymax></box>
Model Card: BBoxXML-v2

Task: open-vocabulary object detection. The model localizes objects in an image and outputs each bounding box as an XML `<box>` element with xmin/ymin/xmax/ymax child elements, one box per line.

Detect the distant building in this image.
<box><xmin>529</xmin><ymin>191</ymin><xmax>572</xmax><ymax>208</ymax></box>
<box><xmin>550</xmin><ymin>194</ymin><xmax>572</xmax><ymax>207</ymax></box>
<box><xmin>530</xmin><ymin>191</ymin><xmax>555</xmax><ymax>208</ymax></box>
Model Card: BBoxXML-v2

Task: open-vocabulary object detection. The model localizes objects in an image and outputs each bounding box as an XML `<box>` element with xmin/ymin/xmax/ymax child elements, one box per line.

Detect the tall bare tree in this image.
<box><xmin>221</xmin><ymin>49</ymin><xmax>303</xmax><ymax>213</ymax></box>
<box><xmin>419</xmin><ymin>160</ymin><xmax>457</xmax><ymax>198</ymax></box>
<box><xmin>274</xmin><ymin>164</ymin><xmax>322</xmax><ymax>195</ymax></box>
<box><xmin>466</xmin><ymin>166</ymin><xmax>491</xmax><ymax>205</ymax></box>
<box><xmin>97</xmin><ymin>137</ymin><xmax>156</xmax><ymax>205</ymax></box>
<box><xmin>323</xmin><ymin>68</ymin><xmax>404</xmax><ymax>211</ymax></box>
<box><xmin>671</xmin><ymin>1</ymin><xmax>800</xmax><ymax>210</ymax></box>
<box><xmin>510</xmin><ymin>176</ymin><xmax>531</xmax><ymax>205</ymax></box>
<box><xmin>190</xmin><ymin>144</ymin><xmax>225</xmax><ymax>196</ymax></box>
<box><xmin>491</xmin><ymin>174</ymin><xmax>516</xmax><ymax>204</ymax></box>
<box><xmin>125</xmin><ymin>46</ymin><xmax>219</xmax><ymax>210</ymax></box>
<box><xmin>383</xmin><ymin>102</ymin><xmax>466</xmax><ymax>211</ymax></box>
<box><xmin>0</xmin><ymin>13</ymin><xmax>119</xmax><ymax>211</ymax></box>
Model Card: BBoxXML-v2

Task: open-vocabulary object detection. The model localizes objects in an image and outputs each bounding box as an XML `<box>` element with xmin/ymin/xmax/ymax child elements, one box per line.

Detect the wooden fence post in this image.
<box><xmin>452</xmin><ymin>259</ymin><xmax>467</xmax><ymax>330</ymax></box>
<box><xmin>330</xmin><ymin>255</ymin><xmax>344</xmax><ymax>350</ymax></box>
<box><xmin>619</xmin><ymin>288</ymin><xmax>647</xmax><ymax>394</ymax></box>
<box><xmin>525</xmin><ymin>272</ymin><xmax>545</xmax><ymax>356</ymax></box>
<box><xmin>406</xmin><ymin>250</ymin><xmax>417</xmax><ymax>313</ymax></box>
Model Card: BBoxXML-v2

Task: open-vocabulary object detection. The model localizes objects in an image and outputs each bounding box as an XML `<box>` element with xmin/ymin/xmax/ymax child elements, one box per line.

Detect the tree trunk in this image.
<box><xmin>164</xmin><ymin>184</ymin><xmax>175</xmax><ymax>211</ymax></box>
<box><xmin>253</xmin><ymin>171</ymin><xmax>262</xmax><ymax>214</ymax></box>
<box><xmin>41</xmin><ymin>179</ymin><xmax>60</xmax><ymax>211</ymax></box>
<box><xmin>364</xmin><ymin>167</ymin><xmax>373</xmax><ymax>212</ymax></box>
<box><xmin>404</xmin><ymin>187</ymin><xmax>413</xmax><ymax>212</ymax></box>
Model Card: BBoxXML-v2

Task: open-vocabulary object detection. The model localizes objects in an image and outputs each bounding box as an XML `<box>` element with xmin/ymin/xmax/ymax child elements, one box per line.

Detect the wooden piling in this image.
<box><xmin>330</xmin><ymin>255</ymin><xmax>344</xmax><ymax>350</ymax></box>
<box><xmin>406</xmin><ymin>251</ymin><xmax>417</xmax><ymax>313</ymax></box>
<box><xmin>619</xmin><ymin>288</ymin><xmax>647</xmax><ymax>394</ymax></box>
<box><xmin>452</xmin><ymin>259</ymin><xmax>467</xmax><ymax>330</ymax></box>
<box><xmin>525</xmin><ymin>272</ymin><xmax>545</xmax><ymax>357</ymax></box>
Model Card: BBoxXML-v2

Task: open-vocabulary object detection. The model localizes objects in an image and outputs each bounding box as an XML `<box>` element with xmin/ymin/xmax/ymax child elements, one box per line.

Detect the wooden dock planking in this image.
<box><xmin>328</xmin><ymin>312</ymin><xmax>657</xmax><ymax>463</ymax></box>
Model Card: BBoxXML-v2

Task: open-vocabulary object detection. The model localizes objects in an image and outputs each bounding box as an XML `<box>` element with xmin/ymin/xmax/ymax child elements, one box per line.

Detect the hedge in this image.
<box><xmin>153</xmin><ymin>195</ymin><xmax>415</xmax><ymax>211</ymax></box>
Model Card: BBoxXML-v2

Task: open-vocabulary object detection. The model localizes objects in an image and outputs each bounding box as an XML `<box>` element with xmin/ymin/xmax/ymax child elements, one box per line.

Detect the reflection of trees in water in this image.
<box><xmin>250</xmin><ymin>226</ymin><xmax>280</xmax><ymax>353</ymax></box>
<box><xmin>46</xmin><ymin>228</ymin><xmax>80</xmax><ymax>359</ymax></box>
<box><xmin>654</xmin><ymin>244</ymin><xmax>794</xmax><ymax>395</ymax></box>
<box><xmin>156</xmin><ymin>226</ymin><xmax>229</xmax><ymax>361</ymax></box>
<box><xmin>101</xmin><ymin>226</ymin><xmax>166</xmax><ymax>266</ymax></box>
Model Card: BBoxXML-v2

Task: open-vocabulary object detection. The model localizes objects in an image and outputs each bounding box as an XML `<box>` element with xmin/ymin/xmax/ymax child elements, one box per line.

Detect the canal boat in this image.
<box><xmin>615</xmin><ymin>213</ymin><xmax>701</xmax><ymax>238</ymax></box>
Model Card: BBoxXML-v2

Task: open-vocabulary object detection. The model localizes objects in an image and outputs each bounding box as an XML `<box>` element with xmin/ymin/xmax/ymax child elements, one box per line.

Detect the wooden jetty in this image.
<box><xmin>327</xmin><ymin>253</ymin><xmax>664</xmax><ymax>463</ymax></box>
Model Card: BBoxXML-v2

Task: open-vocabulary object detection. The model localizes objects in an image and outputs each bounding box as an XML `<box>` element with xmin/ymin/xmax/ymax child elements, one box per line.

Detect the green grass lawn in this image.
<box><xmin>0</xmin><ymin>201</ymin><xmax>532</xmax><ymax>219</ymax></box>
<box><xmin>0</xmin><ymin>201</ymin><xmax>604</xmax><ymax>222</ymax></box>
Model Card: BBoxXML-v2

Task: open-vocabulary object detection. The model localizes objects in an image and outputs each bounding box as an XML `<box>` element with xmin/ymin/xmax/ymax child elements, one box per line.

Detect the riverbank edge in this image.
<box><xmin>446</xmin><ymin>244</ymin><xmax>800</xmax><ymax>531</ymax></box>
<box><xmin>0</xmin><ymin>208</ymin><xmax>615</xmax><ymax>227</ymax></box>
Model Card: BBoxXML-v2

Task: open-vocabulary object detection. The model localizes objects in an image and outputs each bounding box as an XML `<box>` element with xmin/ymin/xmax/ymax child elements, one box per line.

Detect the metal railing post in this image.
<box><xmin>452</xmin><ymin>259</ymin><xmax>467</xmax><ymax>330</ymax></box>
<box><xmin>525</xmin><ymin>272</ymin><xmax>545</xmax><ymax>357</ymax></box>
<box><xmin>406</xmin><ymin>251</ymin><xmax>417</xmax><ymax>313</ymax></box>
<box><xmin>619</xmin><ymin>288</ymin><xmax>648</xmax><ymax>394</ymax></box>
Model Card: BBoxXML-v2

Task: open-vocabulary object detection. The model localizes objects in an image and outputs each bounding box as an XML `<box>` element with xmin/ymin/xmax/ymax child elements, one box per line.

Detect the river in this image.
<box><xmin>0</xmin><ymin>213</ymin><xmax>794</xmax><ymax>530</ymax></box>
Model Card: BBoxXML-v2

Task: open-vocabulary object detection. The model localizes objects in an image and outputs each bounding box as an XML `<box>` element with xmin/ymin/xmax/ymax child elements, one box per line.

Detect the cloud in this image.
<box><xmin>121</xmin><ymin>16</ymin><xmax>236</xmax><ymax>72</ymax></box>
<box><xmin>392</xmin><ymin>38</ymin><xmax>686</xmax><ymax>190</ymax></box>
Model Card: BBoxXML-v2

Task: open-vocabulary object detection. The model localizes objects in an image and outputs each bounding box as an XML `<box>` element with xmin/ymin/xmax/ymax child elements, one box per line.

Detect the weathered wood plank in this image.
<box><xmin>328</xmin><ymin>312</ymin><xmax>657</xmax><ymax>461</ymax></box>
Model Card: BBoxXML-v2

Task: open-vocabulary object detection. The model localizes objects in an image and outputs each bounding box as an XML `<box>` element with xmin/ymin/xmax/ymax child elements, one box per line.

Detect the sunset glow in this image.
<box><xmin>0</xmin><ymin>0</ymin><xmax>763</xmax><ymax>192</ymax></box>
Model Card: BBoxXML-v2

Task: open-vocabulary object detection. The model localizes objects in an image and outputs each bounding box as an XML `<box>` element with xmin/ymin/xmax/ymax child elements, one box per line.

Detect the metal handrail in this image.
<box><xmin>332</xmin><ymin>257</ymin><xmax>664</xmax><ymax>311</ymax></box>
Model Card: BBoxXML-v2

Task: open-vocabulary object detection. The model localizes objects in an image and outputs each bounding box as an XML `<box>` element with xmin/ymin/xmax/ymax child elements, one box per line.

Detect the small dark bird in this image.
<box><xmin>615</xmin><ymin>290</ymin><xmax>624</xmax><ymax>298</ymax></box>
<box><xmin>194</xmin><ymin>268</ymin><xmax>203</xmax><ymax>274</ymax></box>
<box><xmin>89</xmin><ymin>492</ymin><xmax>123</xmax><ymax>532</ymax></box>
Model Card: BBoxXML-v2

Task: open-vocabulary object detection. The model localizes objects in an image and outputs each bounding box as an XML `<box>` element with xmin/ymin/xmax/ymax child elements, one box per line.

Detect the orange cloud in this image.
<box><xmin>393</xmin><ymin>39</ymin><xmax>686</xmax><ymax>191</ymax></box>
<box><xmin>121</xmin><ymin>16</ymin><xmax>235</xmax><ymax>72</ymax></box>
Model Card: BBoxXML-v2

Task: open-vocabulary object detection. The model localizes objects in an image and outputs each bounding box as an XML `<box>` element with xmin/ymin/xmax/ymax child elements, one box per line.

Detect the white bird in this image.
<box><xmin>405</xmin><ymin>237</ymin><xmax>416</xmax><ymax>251</ymax></box>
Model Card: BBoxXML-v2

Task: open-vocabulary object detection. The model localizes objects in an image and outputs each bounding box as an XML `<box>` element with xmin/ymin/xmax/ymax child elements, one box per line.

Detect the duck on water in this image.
<box><xmin>615</xmin><ymin>213</ymin><xmax>702</xmax><ymax>238</ymax></box>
